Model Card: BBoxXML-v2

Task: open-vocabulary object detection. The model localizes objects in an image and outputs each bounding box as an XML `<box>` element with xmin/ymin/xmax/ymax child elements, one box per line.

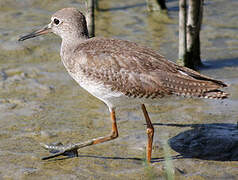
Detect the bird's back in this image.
<box><xmin>64</xmin><ymin>37</ymin><xmax>228</xmax><ymax>100</ymax></box>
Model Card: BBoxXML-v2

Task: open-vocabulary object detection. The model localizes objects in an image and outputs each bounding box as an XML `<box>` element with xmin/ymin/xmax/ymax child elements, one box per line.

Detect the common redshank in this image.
<box><xmin>18</xmin><ymin>8</ymin><xmax>228</xmax><ymax>163</ymax></box>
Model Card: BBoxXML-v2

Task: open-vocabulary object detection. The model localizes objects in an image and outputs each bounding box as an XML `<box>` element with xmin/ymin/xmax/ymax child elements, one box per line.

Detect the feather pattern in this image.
<box><xmin>61</xmin><ymin>37</ymin><xmax>228</xmax><ymax>100</ymax></box>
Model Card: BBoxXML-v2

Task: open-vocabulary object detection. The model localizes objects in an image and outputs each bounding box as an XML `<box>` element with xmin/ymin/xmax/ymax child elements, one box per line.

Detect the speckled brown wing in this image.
<box><xmin>72</xmin><ymin>38</ymin><xmax>228</xmax><ymax>99</ymax></box>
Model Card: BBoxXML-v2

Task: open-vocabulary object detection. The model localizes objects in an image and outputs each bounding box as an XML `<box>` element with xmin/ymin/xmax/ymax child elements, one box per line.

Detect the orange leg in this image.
<box><xmin>92</xmin><ymin>108</ymin><xmax>118</xmax><ymax>144</ymax></box>
<box><xmin>41</xmin><ymin>108</ymin><xmax>118</xmax><ymax>160</ymax></box>
<box><xmin>141</xmin><ymin>104</ymin><xmax>154</xmax><ymax>163</ymax></box>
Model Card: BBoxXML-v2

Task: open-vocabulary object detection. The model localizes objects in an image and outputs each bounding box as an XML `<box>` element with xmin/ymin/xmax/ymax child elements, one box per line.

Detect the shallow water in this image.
<box><xmin>0</xmin><ymin>0</ymin><xmax>238</xmax><ymax>179</ymax></box>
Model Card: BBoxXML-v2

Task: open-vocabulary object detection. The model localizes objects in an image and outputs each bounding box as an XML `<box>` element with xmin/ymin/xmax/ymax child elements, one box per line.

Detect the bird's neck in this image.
<box><xmin>61</xmin><ymin>35</ymin><xmax>87</xmax><ymax>54</ymax></box>
<box><xmin>60</xmin><ymin>37</ymin><xmax>88</xmax><ymax>73</ymax></box>
<box><xmin>62</xmin><ymin>34</ymin><xmax>88</xmax><ymax>47</ymax></box>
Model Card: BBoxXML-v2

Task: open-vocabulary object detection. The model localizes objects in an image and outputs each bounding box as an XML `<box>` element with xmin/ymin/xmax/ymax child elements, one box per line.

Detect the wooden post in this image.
<box><xmin>178</xmin><ymin>0</ymin><xmax>203</xmax><ymax>69</ymax></box>
<box><xmin>146</xmin><ymin>0</ymin><xmax>167</xmax><ymax>12</ymax></box>
<box><xmin>193</xmin><ymin>0</ymin><xmax>203</xmax><ymax>66</ymax></box>
<box><xmin>186</xmin><ymin>0</ymin><xmax>203</xmax><ymax>68</ymax></box>
<box><xmin>86</xmin><ymin>0</ymin><xmax>95</xmax><ymax>37</ymax></box>
<box><xmin>178</xmin><ymin>0</ymin><xmax>187</xmax><ymax>65</ymax></box>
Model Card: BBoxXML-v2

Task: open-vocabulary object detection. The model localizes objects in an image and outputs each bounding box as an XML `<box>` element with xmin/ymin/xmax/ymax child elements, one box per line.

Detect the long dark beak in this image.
<box><xmin>18</xmin><ymin>25</ymin><xmax>51</xmax><ymax>41</ymax></box>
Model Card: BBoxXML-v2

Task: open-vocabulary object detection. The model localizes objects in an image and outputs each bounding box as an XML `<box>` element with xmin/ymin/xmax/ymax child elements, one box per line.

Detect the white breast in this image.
<box><xmin>69</xmin><ymin>71</ymin><xmax>129</xmax><ymax>109</ymax></box>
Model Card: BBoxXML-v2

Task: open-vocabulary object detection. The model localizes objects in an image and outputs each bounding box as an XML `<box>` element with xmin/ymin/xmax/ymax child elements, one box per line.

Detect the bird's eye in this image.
<box><xmin>54</xmin><ymin>18</ymin><xmax>60</xmax><ymax>25</ymax></box>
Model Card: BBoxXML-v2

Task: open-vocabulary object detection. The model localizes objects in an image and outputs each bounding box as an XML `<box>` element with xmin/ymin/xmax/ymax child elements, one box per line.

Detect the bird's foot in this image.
<box><xmin>40</xmin><ymin>138</ymin><xmax>97</xmax><ymax>160</ymax></box>
<box><xmin>40</xmin><ymin>142</ymin><xmax>79</xmax><ymax>160</ymax></box>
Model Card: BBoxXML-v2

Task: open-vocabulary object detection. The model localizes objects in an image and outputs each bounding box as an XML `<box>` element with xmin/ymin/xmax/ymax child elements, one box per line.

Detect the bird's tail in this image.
<box><xmin>159</xmin><ymin>71</ymin><xmax>229</xmax><ymax>99</ymax></box>
<box><xmin>201</xmin><ymin>89</ymin><xmax>229</xmax><ymax>99</ymax></box>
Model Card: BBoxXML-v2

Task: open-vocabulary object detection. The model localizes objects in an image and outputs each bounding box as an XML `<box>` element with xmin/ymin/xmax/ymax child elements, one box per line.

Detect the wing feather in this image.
<box><xmin>70</xmin><ymin>37</ymin><xmax>228</xmax><ymax>99</ymax></box>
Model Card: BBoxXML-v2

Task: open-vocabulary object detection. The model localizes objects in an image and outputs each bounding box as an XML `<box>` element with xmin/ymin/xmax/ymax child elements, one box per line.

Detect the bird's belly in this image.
<box><xmin>69</xmin><ymin>73</ymin><xmax>129</xmax><ymax>108</ymax></box>
<box><xmin>68</xmin><ymin>72</ymin><xmax>160</xmax><ymax>110</ymax></box>
<box><xmin>80</xmin><ymin>80</ymin><xmax>123</xmax><ymax>106</ymax></box>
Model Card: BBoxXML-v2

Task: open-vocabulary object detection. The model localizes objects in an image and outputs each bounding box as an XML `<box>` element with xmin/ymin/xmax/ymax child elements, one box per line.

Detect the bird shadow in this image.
<box><xmin>43</xmin><ymin>152</ymin><xmax>182</xmax><ymax>163</ymax></box>
<box><xmin>200</xmin><ymin>58</ymin><xmax>238</xmax><ymax>70</ymax></box>
<box><xmin>42</xmin><ymin>123</ymin><xmax>238</xmax><ymax>162</ymax></box>
<box><xmin>153</xmin><ymin>122</ymin><xmax>238</xmax><ymax>161</ymax></box>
